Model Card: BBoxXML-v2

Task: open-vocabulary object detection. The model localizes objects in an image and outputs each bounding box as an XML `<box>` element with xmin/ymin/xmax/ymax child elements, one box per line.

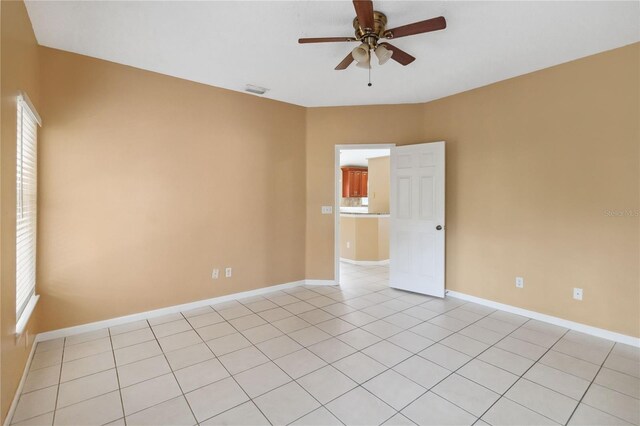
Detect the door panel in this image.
<box><xmin>419</xmin><ymin>175</ymin><xmax>435</xmax><ymax>220</ymax></box>
<box><xmin>396</xmin><ymin>231</ymin><xmax>411</xmax><ymax>273</ymax></box>
<box><xmin>397</xmin><ymin>176</ymin><xmax>412</xmax><ymax>219</ymax></box>
<box><xmin>390</xmin><ymin>142</ymin><xmax>445</xmax><ymax>297</ymax></box>
<box><xmin>397</xmin><ymin>154</ymin><xmax>412</xmax><ymax>169</ymax></box>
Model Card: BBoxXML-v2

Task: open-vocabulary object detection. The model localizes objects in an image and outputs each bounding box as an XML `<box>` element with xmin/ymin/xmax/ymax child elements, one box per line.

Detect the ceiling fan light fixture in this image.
<box><xmin>351</xmin><ymin>43</ymin><xmax>370</xmax><ymax>64</ymax></box>
<box><xmin>375</xmin><ymin>45</ymin><xmax>392</xmax><ymax>65</ymax></box>
<box><xmin>356</xmin><ymin>57</ymin><xmax>371</xmax><ymax>69</ymax></box>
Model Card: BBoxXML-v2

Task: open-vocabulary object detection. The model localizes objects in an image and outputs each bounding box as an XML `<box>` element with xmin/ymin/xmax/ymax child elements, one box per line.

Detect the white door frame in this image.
<box><xmin>334</xmin><ymin>144</ymin><xmax>396</xmax><ymax>286</ymax></box>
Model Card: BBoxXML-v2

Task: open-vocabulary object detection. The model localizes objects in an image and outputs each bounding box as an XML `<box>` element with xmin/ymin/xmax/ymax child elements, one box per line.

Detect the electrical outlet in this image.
<box><xmin>515</xmin><ymin>277</ymin><xmax>524</xmax><ymax>288</ymax></box>
<box><xmin>573</xmin><ymin>288</ymin><xmax>583</xmax><ymax>301</ymax></box>
<box><xmin>225</xmin><ymin>267</ymin><xmax>232</xmax><ymax>278</ymax></box>
<box><xmin>321</xmin><ymin>206</ymin><xmax>333</xmax><ymax>214</ymax></box>
<box><xmin>346</xmin><ymin>241</ymin><xmax>350</xmax><ymax>249</ymax></box>
<box><xmin>212</xmin><ymin>269</ymin><xmax>219</xmax><ymax>279</ymax></box>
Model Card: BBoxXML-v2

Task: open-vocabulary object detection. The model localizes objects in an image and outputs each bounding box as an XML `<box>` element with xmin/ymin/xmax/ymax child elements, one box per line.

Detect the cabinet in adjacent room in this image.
<box><xmin>342</xmin><ymin>167</ymin><xmax>368</xmax><ymax>197</ymax></box>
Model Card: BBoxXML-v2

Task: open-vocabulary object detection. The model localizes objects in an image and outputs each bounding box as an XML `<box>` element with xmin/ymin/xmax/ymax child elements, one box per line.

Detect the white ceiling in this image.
<box><xmin>26</xmin><ymin>1</ymin><xmax>639</xmax><ymax>107</ymax></box>
<box><xmin>340</xmin><ymin>149</ymin><xmax>390</xmax><ymax>167</ymax></box>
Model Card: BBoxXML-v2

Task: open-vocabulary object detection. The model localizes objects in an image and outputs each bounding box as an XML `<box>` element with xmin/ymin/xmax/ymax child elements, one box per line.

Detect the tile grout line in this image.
<box><xmin>193</xmin><ymin>282</ymin><xmax>401</xmax><ymax>424</ymax></box>
<box><xmin>137</xmin><ymin>278</ymin><xmax>630</xmax><ymax>424</ymax></box>
<box><xmin>7</xmin><ymin>284</ymin><xmax>496</xmax><ymax>424</ymax></box>
<box><xmin>15</xmin><ymin>267</ymin><xmax>636</xmax><ymax>426</ymax></box>
<box><xmin>270</xmin><ymin>287</ymin><xmax>502</xmax><ymax>424</ymax></box>
<box><xmin>107</xmin><ymin>327</ymin><xmax>128</xmax><ymax>425</ymax></box>
<box><xmin>338</xmin><ymin>267</ymin><xmax>639</xmax><ymax>424</ymax></box>
<box><xmin>208</xmin><ymin>304</ymin><xmax>331</xmax><ymax>426</ymax></box>
<box><xmin>472</xmin><ymin>327</ymin><xmax>572</xmax><ymax>425</ymax></box>
<box><xmin>339</xmin><ymin>305</ymin><xmax>559</xmax><ymax>424</ymax></box>
<box><xmin>190</xmin><ymin>314</ymin><xmax>278</xmax><ymax>426</ymax></box>
<box><xmin>201</xmin><ymin>315</ymin><xmax>349</xmax><ymax>425</ymax></box>
<box><xmin>219</xmin><ymin>278</ymin><xmax>526</xmax><ymax>423</ymax></box>
<box><xmin>145</xmin><ymin>315</ymin><xmax>202</xmax><ymax>425</ymax></box>
<box><xmin>369</xmin><ymin>299</ymin><xmax>522</xmax><ymax>423</ymax></box>
<box><xmin>49</xmin><ymin>337</ymin><xmax>65</xmax><ymax>426</ymax></box>
<box><xmin>116</xmin><ymin>297</ymin><xmax>628</xmax><ymax>425</ymax></box>
<box><xmin>204</xmin><ymin>278</ymin><xmax>405</xmax><ymax>424</ymax></box>
<box><xmin>563</xmin><ymin>343</ymin><xmax>621</xmax><ymax>426</ymax></box>
<box><xmin>11</xmin><ymin>279</ymin><xmax>421</xmax><ymax>426</ymax></box>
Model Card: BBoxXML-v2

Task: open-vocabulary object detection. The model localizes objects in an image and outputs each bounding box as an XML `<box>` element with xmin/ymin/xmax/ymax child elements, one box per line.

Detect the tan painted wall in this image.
<box><xmin>306</xmin><ymin>103</ymin><xmax>425</xmax><ymax>278</ymax></box>
<box><xmin>307</xmin><ymin>43</ymin><xmax>640</xmax><ymax>337</ymax></box>
<box><xmin>339</xmin><ymin>216</ymin><xmax>389</xmax><ymax>262</ymax></box>
<box><xmin>339</xmin><ymin>216</ymin><xmax>356</xmax><ymax>260</ymax></box>
<box><xmin>377</xmin><ymin>218</ymin><xmax>389</xmax><ymax>261</ymax></box>
<box><xmin>37</xmin><ymin>47</ymin><xmax>307</xmax><ymax>332</ymax></box>
<box><xmin>0</xmin><ymin>0</ymin><xmax>41</xmax><ymax>421</ymax></box>
<box><xmin>367</xmin><ymin>156</ymin><xmax>390</xmax><ymax>214</ymax></box>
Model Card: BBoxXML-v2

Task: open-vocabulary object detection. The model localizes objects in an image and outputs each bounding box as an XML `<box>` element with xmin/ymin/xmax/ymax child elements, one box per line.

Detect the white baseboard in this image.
<box><xmin>446</xmin><ymin>290</ymin><xmax>640</xmax><ymax>348</ymax></box>
<box><xmin>4</xmin><ymin>338</ymin><xmax>37</xmax><ymax>426</ymax></box>
<box><xmin>36</xmin><ymin>279</ymin><xmax>306</xmax><ymax>342</ymax></box>
<box><xmin>339</xmin><ymin>258</ymin><xmax>389</xmax><ymax>266</ymax></box>
<box><xmin>305</xmin><ymin>279</ymin><xmax>337</xmax><ymax>286</ymax></box>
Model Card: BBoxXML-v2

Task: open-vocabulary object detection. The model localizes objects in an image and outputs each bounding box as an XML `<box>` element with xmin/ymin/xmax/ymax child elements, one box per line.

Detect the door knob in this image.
<box><xmin>436</xmin><ymin>225</ymin><xmax>443</xmax><ymax>230</ymax></box>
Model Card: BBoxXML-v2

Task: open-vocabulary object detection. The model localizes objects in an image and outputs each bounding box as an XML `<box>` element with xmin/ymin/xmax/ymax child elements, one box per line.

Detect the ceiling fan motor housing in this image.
<box><xmin>353</xmin><ymin>11</ymin><xmax>388</xmax><ymax>48</ymax></box>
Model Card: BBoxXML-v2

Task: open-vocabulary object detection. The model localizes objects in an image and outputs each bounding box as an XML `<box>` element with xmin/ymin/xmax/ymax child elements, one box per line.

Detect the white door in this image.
<box><xmin>390</xmin><ymin>142</ymin><xmax>445</xmax><ymax>297</ymax></box>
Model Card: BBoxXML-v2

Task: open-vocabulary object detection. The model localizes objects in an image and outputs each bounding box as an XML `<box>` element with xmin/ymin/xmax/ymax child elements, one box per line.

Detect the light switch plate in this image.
<box><xmin>321</xmin><ymin>206</ymin><xmax>333</xmax><ymax>214</ymax></box>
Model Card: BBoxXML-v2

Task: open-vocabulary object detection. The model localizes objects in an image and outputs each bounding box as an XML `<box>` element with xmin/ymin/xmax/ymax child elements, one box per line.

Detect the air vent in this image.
<box><xmin>245</xmin><ymin>84</ymin><xmax>268</xmax><ymax>95</ymax></box>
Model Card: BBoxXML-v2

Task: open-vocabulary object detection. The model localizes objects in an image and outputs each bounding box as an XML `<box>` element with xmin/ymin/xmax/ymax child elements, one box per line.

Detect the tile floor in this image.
<box><xmin>11</xmin><ymin>263</ymin><xmax>640</xmax><ymax>425</ymax></box>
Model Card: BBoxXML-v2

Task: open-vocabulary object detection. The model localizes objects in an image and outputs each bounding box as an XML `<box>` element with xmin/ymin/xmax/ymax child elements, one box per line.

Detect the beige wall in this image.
<box><xmin>377</xmin><ymin>218</ymin><xmax>389</xmax><ymax>261</ymax></box>
<box><xmin>306</xmin><ymin>103</ymin><xmax>425</xmax><ymax>278</ymax></box>
<box><xmin>36</xmin><ymin>47</ymin><xmax>307</xmax><ymax>332</ymax></box>
<box><xmin>339</xmin><ymin>216</ymin><xmax>356</xmax><ymax>260</ymax></box>
<box><xmin>0</xmin><ymin>0</ymin><xmax>41</xmax><ymax>421</ymax></box>
<box><xmin>367</xmin><ymin>156</ymin><xmax>390</xmax><ymax>214</ymax></box>
<box><xmin>307</xmin><ymin>43</ymin><xmax>640</xmax><ymax>337</ymax></box>
<box><xmin>339</xmin><ymin>216</ymin><xmax>389</xmax><ymax>262</ymax></box>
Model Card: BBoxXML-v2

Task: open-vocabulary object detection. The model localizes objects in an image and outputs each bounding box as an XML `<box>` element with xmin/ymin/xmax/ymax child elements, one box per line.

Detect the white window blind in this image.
<box><xmin>16</xmin><ymin>93</ymin><xmax>41</xmax><ymax>324</ymax></box>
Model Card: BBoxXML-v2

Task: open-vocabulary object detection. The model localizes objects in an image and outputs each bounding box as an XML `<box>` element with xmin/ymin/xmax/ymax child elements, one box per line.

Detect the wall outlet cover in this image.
<box><xmin>212</xmin><ymin>269</ymin><xmax>219</xmax><ymax>279</ymax></box>
<box><xmin>515</xmin><ymin>277</ymin><xmax>524</xmax><ymax>288</ymax></box>
<box><xmin>225</xmin><ymin>267</ymin><xmax>232</xmax><ymax>278</ymax></box>
<box><xmin>321</xmin><ymin>206</ymin><xmax>333</xmax><ymax>214</ymax></box>
<box><xmin>573</xmin><ymin>288</ymin><xmax>583</xmax><ymax>301</ymax></box>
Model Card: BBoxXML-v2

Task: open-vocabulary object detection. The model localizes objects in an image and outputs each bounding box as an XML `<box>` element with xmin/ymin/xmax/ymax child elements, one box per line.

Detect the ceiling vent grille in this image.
<box><xmin>245</xmin><ymin>84</ymin><xmax>268</xmax><ymax>95</ymax></box>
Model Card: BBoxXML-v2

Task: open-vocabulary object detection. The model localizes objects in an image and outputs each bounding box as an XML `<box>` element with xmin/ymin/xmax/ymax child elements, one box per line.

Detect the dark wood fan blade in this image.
<box><xmin>385</xmin><ymin>16</ymin><xmax>446</xmax><ymax>39</ymax></box>
<box><xmin>335</xmin><ymin>52</ymin><xmax>354</xmax><ymax>70</ymax></box>
<box><xmin>378</xmin><ymin>42</ymin><xmax>415</xmax><ymax>66</ymax></box>
<box><xmin>353</xmin><ymin>0</ymin><xmax>374</xmax><ymax>30</ymax></box>
<box><xmin>299</xmin><ymin>37</ymin><xmax>358</xmax><ymax>44</ymax></box>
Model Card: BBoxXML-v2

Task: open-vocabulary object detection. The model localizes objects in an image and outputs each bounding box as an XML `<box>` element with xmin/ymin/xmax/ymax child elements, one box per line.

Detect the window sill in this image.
<box><xmin>16</xmin><ymin>294</ymin><xmax>39</xmax><ymax>336</ymax></box>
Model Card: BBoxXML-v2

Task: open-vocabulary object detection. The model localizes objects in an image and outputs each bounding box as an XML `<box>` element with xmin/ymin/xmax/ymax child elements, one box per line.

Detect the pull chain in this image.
<box><xmin>368</xmin><ymin>62</ymin><xmax>372</xmax><ymax>87</ymax></box>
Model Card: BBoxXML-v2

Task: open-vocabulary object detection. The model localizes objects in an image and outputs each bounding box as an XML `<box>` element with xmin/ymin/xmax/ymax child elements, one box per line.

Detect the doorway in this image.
<box><xmin>334</xmin><ymin>144</ymin><xmax>394</xmax><ymax>287</ymax></box>
<box><xmin>334</xmin><ymin>142</ymin><xmax>447</xmax><ymax>298</ymax></box>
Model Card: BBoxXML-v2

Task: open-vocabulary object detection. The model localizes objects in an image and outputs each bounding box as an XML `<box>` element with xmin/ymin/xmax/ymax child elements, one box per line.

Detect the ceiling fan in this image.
<box><xmin>298</xmin><ymin>0</ymin><xmax>446</xmax><ymax>71</ymax></box>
